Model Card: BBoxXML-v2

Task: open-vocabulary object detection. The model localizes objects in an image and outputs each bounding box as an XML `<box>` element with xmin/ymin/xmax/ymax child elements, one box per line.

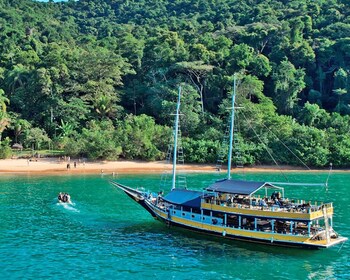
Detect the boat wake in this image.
<box><xmin>56</xmin><ymin>201</ymin><xmax>80</xmax><ymax>213</ymax></box>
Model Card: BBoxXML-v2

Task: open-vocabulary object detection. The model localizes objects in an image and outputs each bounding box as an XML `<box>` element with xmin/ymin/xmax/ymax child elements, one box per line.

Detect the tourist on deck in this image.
<box><xmin>227</xmin><ymin>195</ymin><xmax>233</xmax><ymax>205</ymax></box>
<box><xmin>157</xmin><ymin>192</ymin><xmax>163</xmax><ymax>204</ymax></box>
<box><xmin>259</xmin><ymin>199</ymin><xmax>267</xmax><ymax>207</ymax></box>
<box><xmin>274</xmin><ymin>198</ymin><xmax>281</xmax><ymax>207</ymax></box>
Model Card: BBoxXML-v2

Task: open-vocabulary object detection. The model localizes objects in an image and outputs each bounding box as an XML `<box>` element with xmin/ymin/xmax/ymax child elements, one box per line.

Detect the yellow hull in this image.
<box><xmin>150</xmin><ymin>203</ymin><xmax>347</xmax><ymax>249</ymax></box>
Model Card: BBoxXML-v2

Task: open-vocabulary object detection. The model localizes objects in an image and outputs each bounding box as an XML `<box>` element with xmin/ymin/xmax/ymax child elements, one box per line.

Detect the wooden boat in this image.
<box><xmin>111</xmin><ymin>76</ymin><xmax>347</xmax><ymax>249</ymax></box>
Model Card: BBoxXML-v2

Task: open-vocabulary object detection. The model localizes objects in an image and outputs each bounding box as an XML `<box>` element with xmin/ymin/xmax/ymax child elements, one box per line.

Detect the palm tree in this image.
<box><xmin>13</xmin><ymin>119</ymin><xmax>31</xmax><ymax>143</ymax></box>
<box><xmin>94</xmin><ymin>94</ymin><xmax>117</xmax><ymax>118</ymax></box>
<box><xmin>4</xmin><ymin>65</ymin><xmax>29</xmax><ymax>94</ymax></box>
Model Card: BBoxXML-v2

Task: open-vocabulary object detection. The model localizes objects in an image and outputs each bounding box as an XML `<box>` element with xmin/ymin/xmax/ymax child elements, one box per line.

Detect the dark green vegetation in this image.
<box><xmin>0</xmin><ymin>0</ymin><xmax>349</xmax><ymax>167</ymax></box>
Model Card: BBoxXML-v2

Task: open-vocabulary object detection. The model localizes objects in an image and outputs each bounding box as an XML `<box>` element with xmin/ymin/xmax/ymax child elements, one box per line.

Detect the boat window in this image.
<box><xmin>203</xmin><ymin>210</ymin><xmax>210</xmax><ymax>216</ymax></box>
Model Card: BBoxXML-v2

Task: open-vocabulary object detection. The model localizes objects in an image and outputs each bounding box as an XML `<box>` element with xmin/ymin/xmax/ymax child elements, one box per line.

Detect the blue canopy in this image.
<box><xmin>206</xmin><ymin>179</ymin><xmax>271</xmax><ymax>195</ymax></box>
<box><xmin>163</xmin><ymin>189</ymin><xmax>203</xmax><ymax>208</ymax></box>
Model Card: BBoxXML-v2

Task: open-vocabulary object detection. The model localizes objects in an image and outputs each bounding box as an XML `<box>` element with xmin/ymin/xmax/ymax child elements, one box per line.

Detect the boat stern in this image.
<box><xmin>304</xmin><ymin>236</ymin><xmax>348</xmax><ymax>249</ymax></box>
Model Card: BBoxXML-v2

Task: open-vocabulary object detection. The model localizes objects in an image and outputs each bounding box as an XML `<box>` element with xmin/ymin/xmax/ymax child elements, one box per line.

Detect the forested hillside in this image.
<box><xmin>0</xmin><ymin>0</ymin><xmax>349</xmax><ymax>167</ymax></box>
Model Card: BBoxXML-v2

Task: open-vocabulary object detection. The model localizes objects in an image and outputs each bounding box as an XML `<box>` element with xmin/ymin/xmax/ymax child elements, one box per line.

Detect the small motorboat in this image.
<box><xmin>57</xmin><ymin>192</ymin><xmax>72</xmax><ymax>204</ymax></box>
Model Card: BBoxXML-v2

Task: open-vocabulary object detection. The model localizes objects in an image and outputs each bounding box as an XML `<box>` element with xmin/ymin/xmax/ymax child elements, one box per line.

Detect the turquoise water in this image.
<box><xmin>0</xmin><ymin>172</ymin><xmax>349</xmax><ymax>279</ymax></box>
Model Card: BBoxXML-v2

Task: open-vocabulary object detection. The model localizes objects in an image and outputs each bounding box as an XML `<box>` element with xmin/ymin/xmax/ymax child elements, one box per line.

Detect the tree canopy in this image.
<box><xmin>0</xmin><ymin>0</ymin><xmax>349</xmax><ymax>167</ymax></box>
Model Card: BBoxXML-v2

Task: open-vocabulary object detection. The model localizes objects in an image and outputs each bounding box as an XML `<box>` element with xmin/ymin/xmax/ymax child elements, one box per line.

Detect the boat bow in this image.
<box><xmin>110</xmin><ymin>181</ymin><xmax>157</xmax><ymax>217</ymax></box>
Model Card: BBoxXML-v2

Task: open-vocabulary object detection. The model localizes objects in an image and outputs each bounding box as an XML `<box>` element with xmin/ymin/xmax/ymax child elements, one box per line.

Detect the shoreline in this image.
<box><xmin>0</xmin><ymin>158</ymin><xmax>348</xmax><ymax>176</ymax></box>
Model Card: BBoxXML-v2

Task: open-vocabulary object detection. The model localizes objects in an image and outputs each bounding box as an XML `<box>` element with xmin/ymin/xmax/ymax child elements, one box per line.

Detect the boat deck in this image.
<box><xmin>305</xmin><ymin>236</ymin><xmax>348</xmax><ymax>248</ymax></box>
<box><xmin>201</xmin><ymin>198</ymin><xmax>333</xmax><ymax>220</ymax></box>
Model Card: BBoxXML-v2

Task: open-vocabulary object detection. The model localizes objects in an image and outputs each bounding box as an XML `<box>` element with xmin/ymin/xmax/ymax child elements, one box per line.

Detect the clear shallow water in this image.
<box><xmin>0</xmin><ymin>172</ymin><xmax>349</xmax><ymax>279</ymax></box>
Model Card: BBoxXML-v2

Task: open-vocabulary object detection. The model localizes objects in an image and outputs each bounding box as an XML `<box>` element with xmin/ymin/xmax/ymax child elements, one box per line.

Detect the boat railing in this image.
<box><xmin>203</xmin><ymin>197</ymin><xmax>332</xmax><ymax>214</ymax></box>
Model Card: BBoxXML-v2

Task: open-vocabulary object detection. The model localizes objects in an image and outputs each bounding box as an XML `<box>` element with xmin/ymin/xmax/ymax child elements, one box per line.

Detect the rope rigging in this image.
<box><xmin>240</xmin><ymin>105</ymin><xmax>331</xmax><ymax>186</ymax></box>
<box><xmin>243</xmin><ymin>107</ymin><xmax>312</xmax><ymax>171</ymax></box>
<box><xmin>240</xmin><ymin>110</ymin><xmax>290</xmax><ymax>182</ymax></box>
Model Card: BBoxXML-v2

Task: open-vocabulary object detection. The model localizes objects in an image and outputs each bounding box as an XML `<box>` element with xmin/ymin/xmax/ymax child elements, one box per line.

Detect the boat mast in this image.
<box><xmin>227</xmin><ymin>74</ymin><xmax>237</xmax><ymax>180</ymax></box>
<box><xmin>172</xmin><ymin>86</ymin><xmax>181</xmax><ymax>190</ymax></box>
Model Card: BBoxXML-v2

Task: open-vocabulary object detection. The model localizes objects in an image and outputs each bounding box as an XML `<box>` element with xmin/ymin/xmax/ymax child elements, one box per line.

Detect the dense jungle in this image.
<box><xmin>0</xmin><ymin>0</ymin><xmax>349</xmax><ymax>167</ymax></box>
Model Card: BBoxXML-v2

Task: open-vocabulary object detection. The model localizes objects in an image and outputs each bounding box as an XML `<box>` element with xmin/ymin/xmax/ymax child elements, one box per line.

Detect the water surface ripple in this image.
<box><xmin>0</xmin><ymin>173</ymin><xmax>349</xmax><ymax>279</ymax></box>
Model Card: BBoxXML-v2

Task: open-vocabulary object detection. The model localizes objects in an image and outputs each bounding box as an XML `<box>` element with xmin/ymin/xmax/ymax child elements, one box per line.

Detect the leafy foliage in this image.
<box><xmin>0</xmin><ymin>0</ymin><xmax>349</xmax><ymax>167</ymax></box>
<box><xmin>115</xmin><ymin>114</ymin><xmax>170</xmax><ymax>161</ymax></box>
<box><xmin>0</xmin><ymin>137</ymin><xmax>12</xmax><ymax>159</ymax></box>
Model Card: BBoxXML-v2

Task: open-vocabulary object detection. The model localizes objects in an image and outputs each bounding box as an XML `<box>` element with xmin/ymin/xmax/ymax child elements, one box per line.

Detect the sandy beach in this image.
<box><xmin>0</xmin><ymin>157</ymin><xmax>346</xmax><ymax>175</ymax></box>
<box><xmin>0</xmin><ymin>158</ymin><xmax>215</xmax><ymax>175</ymax></box>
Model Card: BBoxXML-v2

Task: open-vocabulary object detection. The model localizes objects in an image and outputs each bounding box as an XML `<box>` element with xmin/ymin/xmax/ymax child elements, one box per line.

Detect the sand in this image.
<box><xmin>0</xmin><ymin>158</ymin><xmax>215</xmax><ymax>175</ymax></box>
<box><xmin>0</xmin><ymin>157</ymin><xmax>344</xmax><ymax>176</ymax></box>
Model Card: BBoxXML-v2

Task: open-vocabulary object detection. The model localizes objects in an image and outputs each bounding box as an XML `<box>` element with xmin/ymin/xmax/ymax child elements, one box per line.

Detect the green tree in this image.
<box><xmin>12</xmin><ymin>118</ymin><xmax>31</xmax><ymax>144</ymax></box>
<box><xmin>272</xmin><ymin>60</ymin><xmax>306</xmax><ymax>114</ymax></box>
<box><xmin>24</xmin><ymin>127</ymin><xmax>50</xmax><ymax>150</ymax></box>
<box><xmin>79</xmin><ymin>120</ymin><xmax>121</xmax><ymax>160</ymax></box>
<box><xmin>173</xmin><ymin>61</ymin><xmax>214</xmax><ymax>113</ymax></box>
<box><xmin>0</xmin><ymin>137</ymin><xmax>12</xmax><ymax>159</ymax></box>
<box><xmin>298</xmin><ymin>102</ymin><xmax>329</xmax><ymax>127</ymax></box>
<box><xmin>116</xmin><ymin>114</ymin><xmax>170</xmax><ymax>161</ymax></box>
<box><xmin>0</xmin><ymin>89</ymin><xmax>10</xmax><ymax>142</ymax></box>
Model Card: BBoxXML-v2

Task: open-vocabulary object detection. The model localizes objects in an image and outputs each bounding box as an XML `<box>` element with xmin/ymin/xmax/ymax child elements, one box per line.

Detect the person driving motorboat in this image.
<box><xmin>58</xmin><ymin>192</ymin><xmax>72</xmax><ymax>204</ymax></box>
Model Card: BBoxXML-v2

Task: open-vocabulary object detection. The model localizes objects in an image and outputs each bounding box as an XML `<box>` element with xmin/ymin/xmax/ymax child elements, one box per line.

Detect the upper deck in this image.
<box><xmin>203</xmin><ymin>179</ymin><xmax>333</xmax><ymax>221</ymax></box>
<box><xmin>201</xmin><ymin>199</ymin><xmax>333</xmax><ymax>221</ymax></box>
